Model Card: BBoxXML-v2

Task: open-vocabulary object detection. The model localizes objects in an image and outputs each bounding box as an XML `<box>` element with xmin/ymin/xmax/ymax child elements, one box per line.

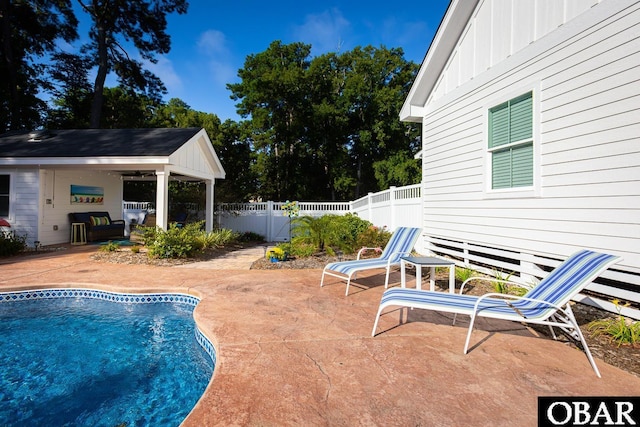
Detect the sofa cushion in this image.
<box><xmin>72</xmin><ymin>212</ymin><xmax>92</xmax><ymax>224</ymax></box>
<box><xmin>90</xmin><ymin>216</ymin><xmax>111</xmax><ymax>226</ymax></box>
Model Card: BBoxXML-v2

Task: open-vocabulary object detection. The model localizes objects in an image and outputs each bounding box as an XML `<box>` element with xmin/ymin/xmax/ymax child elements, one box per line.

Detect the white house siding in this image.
<box><xmin>430</xmin><ymin>0</ymin><xmax>601</xmax><ymax>105</ymax></box>
<box><xmin>8</xmin><ymin>168</ymin><xmax>39</xmax><ymax>246</ymax></box>
<box><xmin>38</xmin><ymin>169</ymin><xmax>123</xmax><ymax>246</ymax></box>
<box><xmin>420</xmin><ymin>0</ymin><xmax>640</xmax><ymax>285</ymax></box>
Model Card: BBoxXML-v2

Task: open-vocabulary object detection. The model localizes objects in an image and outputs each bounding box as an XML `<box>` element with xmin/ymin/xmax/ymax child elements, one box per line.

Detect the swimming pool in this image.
<box><xmin>0</xmin><ymin>289</ymin><xmax>215</xmax><ymax>426</ymax></box>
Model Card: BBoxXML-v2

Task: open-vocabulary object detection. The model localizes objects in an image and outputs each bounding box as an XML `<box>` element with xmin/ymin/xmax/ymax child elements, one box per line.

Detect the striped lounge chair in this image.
<box><xmin>372</xmin><ymin>249</ymin><xmax>622</xmax><ymax>377</ymax></box>
<box><xmin>320</xmin><ymin>227</ymin><xmax>422</xmax><ymax>296</ymax></box>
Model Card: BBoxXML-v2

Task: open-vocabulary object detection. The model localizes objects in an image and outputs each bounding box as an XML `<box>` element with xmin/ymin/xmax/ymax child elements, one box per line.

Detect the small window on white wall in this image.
<box><xmin>0</xmin><ymin>174</ymin><xmax>9</xmax><ymax>217</ymax></box>
<box><xmin>488</xmin><ymin>92</ymin><xmax>533</xmax><ymax>189</ymax></box>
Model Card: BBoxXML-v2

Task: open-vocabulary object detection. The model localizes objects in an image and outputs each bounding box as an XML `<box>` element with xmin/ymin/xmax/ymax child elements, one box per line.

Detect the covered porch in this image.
<box><xmin>0</xmin><ymin>128</ymin><xmax>225</xmax><ymax>246</ymax></box>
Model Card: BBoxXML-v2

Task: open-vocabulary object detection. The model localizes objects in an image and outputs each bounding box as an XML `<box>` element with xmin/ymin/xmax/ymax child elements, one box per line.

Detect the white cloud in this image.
<box><xmin>196</xmin><ymin>29</ymin><xmax>236</xmax><ymax>85</ymax></box>
<box><xmin>292</xmin><ymin>8</ymin><xmax>352</xmax><ymax>55</ymax></box>
<box><xmin>145</xmin><ymin>55</ymin><xmax>183</xmax><ymax>93</ymax></box>
<box><xmin>197</xmin><ymin>29</ymin><xmax>229</xmax><ymax>55</ymax></box>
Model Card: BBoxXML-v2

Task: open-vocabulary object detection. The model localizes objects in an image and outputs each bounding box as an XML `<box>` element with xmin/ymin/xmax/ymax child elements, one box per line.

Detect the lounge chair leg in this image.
<box><xmin>320</xmin><ymin>270</ymin><xmax>326</xmax><ymax>287</ymax></box>
<box><xmin>463</xmin><ymin>313</ymin><xmax>477</xmax><ymax>354</ymax></box>
<box><xmin>345</xmin><ymin>277</ymin><xmax>352</xmax><ymax>296</ymax></box>
<box><xmin>384</xmin><ymin>268</ymin><xmax>390</xmax><ymax>289</ymax></box>
<box><xmin>564</xmin><ymin>306</ymin><xmax>602</xmax><ymax>378</ymax></box>
<box><xmin>372</xmin><ymin>307</ymin><xmax>383</xmax><ymax>336</ymax></box>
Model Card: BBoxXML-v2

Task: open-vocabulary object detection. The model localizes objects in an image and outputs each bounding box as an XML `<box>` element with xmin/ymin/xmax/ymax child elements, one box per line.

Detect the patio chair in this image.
<box><xmin>371</xmin><ymin>249</ymin><xmax>622</xmax><ymax>377</ymax></box>
<box><xmin>320</xmin><ymin>226</ymin><xmax>422</xmax><ymax>296</ymax></box>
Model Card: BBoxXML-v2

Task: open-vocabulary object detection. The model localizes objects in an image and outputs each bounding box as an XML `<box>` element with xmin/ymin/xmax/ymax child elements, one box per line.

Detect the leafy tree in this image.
<box><xmin>228</xmin><ymin>41</ymin><xmax>313</xmax><ymax>200</ymax></box>
<box><xmin>100</xmin><ymin>86</ymin><xmax>160</xmax><ymax>128</ymax></box>
<box><xmin>229</xmin><ymin>42</ymin><xmax>420</xmax><ymax>201</ymax></box>
<box><xmin>210</xmin><ymin>120</ymin><xmax>258</xmax><ymax>202</ymax></box>
<box><xmin>45</xmin><ymin>52</ymin><xmax>93</xmax><ymax>128</ymax></box>
<box><xmin>373</xmin><ymin>151</ymin><xmax>421</xmax><ymax>189</ymax></box>
<box><xmin>337</xmin><ymin>46</ymin><xmax>421</xmax><ymax>198</ymax></box>
<box><xmin>76</xmin><ymin>0</ymin><xmax>188</xmax><ymax>128</ymax></box>
<box><xmin>0</xmin><ymin>0</ymin><xmax>77</xmax><ymax>130</ymax></box>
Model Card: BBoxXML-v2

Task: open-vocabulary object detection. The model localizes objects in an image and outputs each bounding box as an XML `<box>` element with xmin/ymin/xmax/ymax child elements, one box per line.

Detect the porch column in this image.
<box><xmin>155</xmin><ymin>170</ymin><xmax>169</xmax><ymax>230</ymax></box>
<box><xmin>205</xmin><ymin>179</ymin><xmax>214</xmax><ymax>232</ymax></box>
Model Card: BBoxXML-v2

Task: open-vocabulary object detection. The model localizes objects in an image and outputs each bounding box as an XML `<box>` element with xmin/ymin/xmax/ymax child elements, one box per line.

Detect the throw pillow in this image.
<box><xmin>90</xmin><ymin>216</ymin><xmax>111</xmax><ymax>226</ymax></box>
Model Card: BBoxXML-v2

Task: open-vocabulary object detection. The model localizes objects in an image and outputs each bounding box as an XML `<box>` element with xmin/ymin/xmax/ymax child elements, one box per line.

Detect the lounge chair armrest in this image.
<box><xmin>473</xmin><ymin>293</ymin><xmax>565</xmax><ymax>319</ymax></box>
<box><xmin>111</xmin><ymin>219</ymin><xmax>125</xmax><ymax>225</ymax></box>
<box><xmin>459</xmin><ymin>276</ymin><xmax>531</xmax><ymax>295</ymax></box>
<box><xmin>357</xmin><ymin>247</ymin><xmax>382</xmax><ymax>260</ymax></box>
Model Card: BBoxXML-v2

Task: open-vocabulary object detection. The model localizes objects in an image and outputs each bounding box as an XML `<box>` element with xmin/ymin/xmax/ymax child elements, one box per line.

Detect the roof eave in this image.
<box><xmin>400</xmin><ymin>0</ymin><xmax>479</xmax><ymax>122</ymax></box>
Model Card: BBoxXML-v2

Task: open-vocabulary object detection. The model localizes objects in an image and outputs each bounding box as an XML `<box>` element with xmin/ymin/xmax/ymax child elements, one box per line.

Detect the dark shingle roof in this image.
<box><xmin>0</xmin><ymin>128</ymin><xmax>202</xmax><ymax>158</ymax></box>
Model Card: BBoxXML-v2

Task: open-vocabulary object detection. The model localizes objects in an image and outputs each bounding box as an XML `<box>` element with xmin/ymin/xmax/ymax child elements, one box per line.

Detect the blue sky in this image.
<box><xmin>74</xmin><ymin>1</ymin><xmax>451</xmax><ymax>121</ymax></box>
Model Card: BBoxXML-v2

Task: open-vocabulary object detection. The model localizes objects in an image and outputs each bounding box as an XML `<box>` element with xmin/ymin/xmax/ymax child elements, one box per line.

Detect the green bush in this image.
<box><xmin>99</xmin><ymin>241</ymin><xmax>120</xmax><ymax>252</ymax></box>
<box><xmin>292</xmin><ymin>215</ymin><xmax>343</xmax><ymax>255</ymax></box>
<box><xmin>148</xmin><ymin>222</ymin><xmax>203</xmax><ymax>259</ymax></box>
<box><xmin>238</xmin><ymin>231</ymin><xmax>265</xmax><ymax>242</ymax></box>
<box><xmin>0</xmin><ymin>233</ymin><xmax>27</xmax><ymax>257</ymax></box>
<box><xmin>588</xmin><ymin>300</ymin><xmax>640</xmax><ymax>347</ymax></box>
<box><xmin>285</xmin><ymin>242</ymin><xmax>315</xmax><ymax>258</ymax></box>
<box><xmin>196</xmin><ymin>228</ymin><xmax>239</xmax><ymax>249</ymax></box>
<box><xmin>455</xmin><ymin>265</ymin><xmax>476</xmax><ymax>284</ymax></box>
<box><xmin>133</xmin><ymin>225</ymin><xmax>159</xmax><ymax>247</ymax></box>
<box><xmin>334</xmin><ymin>213</ymin><xmax>372</xmax><ymax>249</ymax></box>
<box><xmin>291</xmin><ymin>214</ymin><xmax>380</xmax><ymax>255</ymax></box>
<box><xmin>146</xmin><ymin>222</ymin><xmax>239</xmax><ymax>259</ymax></box>
<box><xmin>355</xmin><ymin>225</ymin><xmax>392</xmax><ymax>250</ymax></box>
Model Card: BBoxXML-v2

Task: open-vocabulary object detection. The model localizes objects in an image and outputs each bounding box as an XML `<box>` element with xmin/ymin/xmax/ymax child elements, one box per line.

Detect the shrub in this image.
<box><xmin>145</xmin><ymin>222</ymin><xmax>240</xmax><ymax>259</ymax></box>
<box><xmin>492</xmin><ymin>270</ymin><xmax>528</xmax><ymax>296</ymax></box>
<box><xmin>196</xmin><ymin>228</ymin><xmax>239</xmax><ymax>249</ymax></box>
<box><xmin>588</xmin><ymin>300</ymin><xmax>640</xmax><ymax>347</ymax></box>
<box><xmin>148</xmin><ymin>223</ymin><xmax>201</xmax><ymax>259</ymax></box>
<box><xmin>291</xmin><ymin>214</ymin><xmax>382</xmax><ymax>255</ymax></box>
<box><xmin>0</xmin><ymin>233</ymin><xmax>27</xmax><ymax>257</ymax></box>
<box><xmin>238</xmin><ymin>231</ymin><xmax>265</xmax><ymax>242</ymax></box>
<box><xmin>134</xmin><ymin>225</ymin><xmax>159</xmax><ymax>247</ymax></box>
<box><xmin>130</xmin><ymin>245</ymin><xmax>141</xmax><ymax>254</ymax></box>
<box><xmin>292</xmin><ymin>215</ymin><xmax>344</xmax><ymax>255</ymax></box>
<box><xmin>285</xmin><ymin>242</ymin><xmax>315</xmax><ymax>258</ymax></box>
<box><xmin>334</xmin><ymin>214</ymin><xmax>373</xmax><ymax>249</ymax></box>
<box><xmin>99</xmin><ymin>241</ymin><xmax>120</xmax><ymax>252</ymax></box>
<box><xmin>455</xmin><ymin>265</ymin><xmax>476</xmax><ymax>284</ymax></box>
<box><xmin>355</xmin><ymin>225</ymin><xmax>391</xmax><ymax>250</ymax></box>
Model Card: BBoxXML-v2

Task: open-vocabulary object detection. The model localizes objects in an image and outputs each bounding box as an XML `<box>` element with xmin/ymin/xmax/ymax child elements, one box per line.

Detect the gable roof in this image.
<box><xmin>0</xmin><ymin>127</ymin><xmax>225</xmax><ymax>180</ymax></box>
<box><xmin>0</xmin><ymin>128</ymin><xmax>202</xmax><ymax>157</ymax></box>
<box><xmin>400</xmin><ymin>0</ymin><xmax>478</xmax><ymax>122</ymax></box>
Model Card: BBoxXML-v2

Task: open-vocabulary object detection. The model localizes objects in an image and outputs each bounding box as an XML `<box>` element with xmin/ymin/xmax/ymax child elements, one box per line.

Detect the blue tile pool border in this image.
<box><xmin>0</xmin><ymin>288</ymin><xmax>216</xmax><ymax>366</ymax></box>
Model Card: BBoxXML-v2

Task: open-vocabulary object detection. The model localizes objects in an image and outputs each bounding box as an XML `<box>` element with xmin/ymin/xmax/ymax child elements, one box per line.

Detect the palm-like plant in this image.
<box><xmin>292</xmin><ymin>215</ymin><xmax>346</xmax><ymax>255</ymax></box>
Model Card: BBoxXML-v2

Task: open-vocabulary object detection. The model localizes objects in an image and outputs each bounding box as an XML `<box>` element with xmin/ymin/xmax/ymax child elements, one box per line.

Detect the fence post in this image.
<box><xmin>389</xmin><ymin>186</ymin><xmax>397</xmax><ymax>230</ymax></box>
<box><xmin>267</xmin><ymin>201</ymin><xmax>273</xmax><ymax>242</ymax></box>
<box><xmin>367</xmin><ymin>192</ymin><xmax>373</xmax><ymax>223</ymax></box>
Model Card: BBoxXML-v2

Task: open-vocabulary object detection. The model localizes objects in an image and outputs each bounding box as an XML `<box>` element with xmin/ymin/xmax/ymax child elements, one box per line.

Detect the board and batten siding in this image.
<box><xmin>420</xmin><ymin>0</ymin><xmax>640</xmax><ymax>288</ymax></box>
<box><xmin>430</xmin><ymin>0</ymin><xmax>602</xmax><ymax>104</ymax></box>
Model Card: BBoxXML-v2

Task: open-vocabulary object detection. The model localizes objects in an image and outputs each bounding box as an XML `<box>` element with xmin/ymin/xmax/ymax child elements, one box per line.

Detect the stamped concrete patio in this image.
<box><xmin>1</xmin><ymin>245</ymin><xmax>639</xmax><ymax>426</ymax></box>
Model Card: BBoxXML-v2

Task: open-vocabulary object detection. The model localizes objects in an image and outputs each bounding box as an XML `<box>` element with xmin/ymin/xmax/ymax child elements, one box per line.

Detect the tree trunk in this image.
<box><xmin>0</xmin><ymin>0</ymin><xmax>21</xmax><ymax>129</ymax></box>
<box><xmin>89</xmin><ymin>26</ymin><xmax>109</xmax><ymax>128</ymax></box>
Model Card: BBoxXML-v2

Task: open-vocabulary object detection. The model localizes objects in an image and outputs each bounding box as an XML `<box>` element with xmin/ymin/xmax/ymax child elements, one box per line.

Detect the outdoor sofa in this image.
<box><xmin>68</xmin><ymin>211</ymin><xmax>125</xmax><ymax>242</ymax></box>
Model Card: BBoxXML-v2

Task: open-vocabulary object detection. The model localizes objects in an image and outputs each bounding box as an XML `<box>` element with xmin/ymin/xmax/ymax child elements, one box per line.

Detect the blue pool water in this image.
<box><xmin>0</xmin><ymin>291</ymin><xmax>214</xmax><ymax>426</ymax></box>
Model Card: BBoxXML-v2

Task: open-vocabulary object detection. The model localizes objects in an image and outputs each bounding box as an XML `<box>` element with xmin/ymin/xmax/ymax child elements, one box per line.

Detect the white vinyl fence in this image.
<box><xmin>216</xmin><ymin>184</ymin><xmax>422</xmax><ymax>242</ymax></box>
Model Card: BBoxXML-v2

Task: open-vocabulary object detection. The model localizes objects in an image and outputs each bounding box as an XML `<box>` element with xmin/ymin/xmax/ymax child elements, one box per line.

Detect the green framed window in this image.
<box><xmin>0</xmin><ymin>174</ymin><xmax>9</xmax><ymax>217</ymax></box>
<box><xmin>488</xmin><ymin>92</ymin><xmax>533</xmax><ymax>189</ymax></box>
